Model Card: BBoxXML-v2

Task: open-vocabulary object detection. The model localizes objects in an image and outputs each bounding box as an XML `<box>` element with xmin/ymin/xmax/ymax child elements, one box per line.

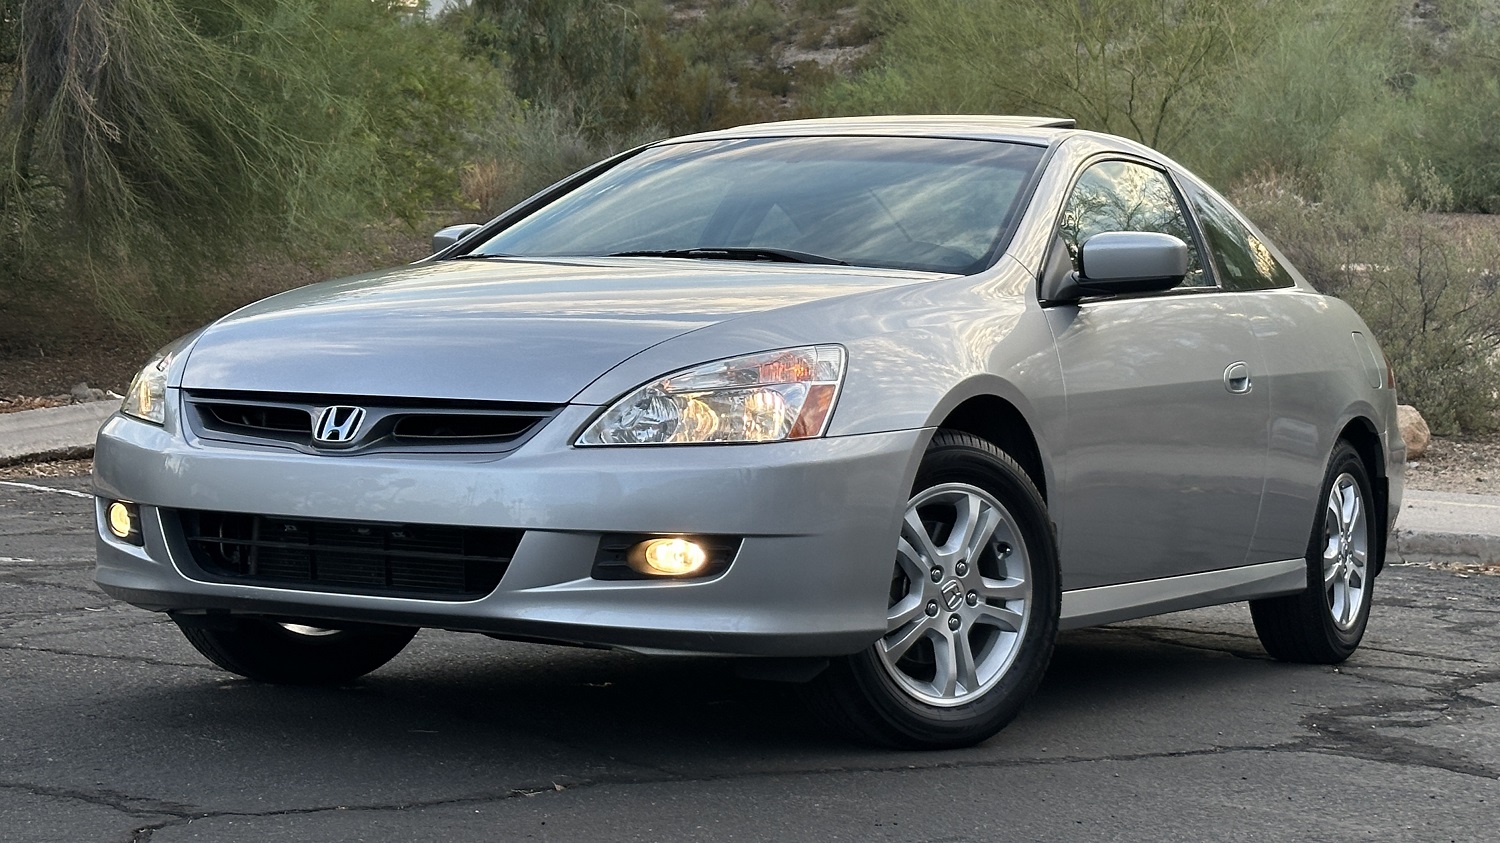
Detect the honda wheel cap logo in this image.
<box><xmin>314</xmin><ymin>406</ymin><xmax>366</xmax><ymax>445</ymax></box>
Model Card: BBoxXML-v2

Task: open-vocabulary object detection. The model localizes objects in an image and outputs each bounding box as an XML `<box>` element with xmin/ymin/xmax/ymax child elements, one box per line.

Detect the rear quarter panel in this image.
<box><xmin>1246</xmin><ymin>289</ymin><xmax>1402</xmax><ymax>562</ymax></box>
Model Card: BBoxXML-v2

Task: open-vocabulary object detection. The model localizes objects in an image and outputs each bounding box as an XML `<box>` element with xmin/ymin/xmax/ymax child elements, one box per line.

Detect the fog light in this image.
<box><xmin>627</xmin><ymin>538</ymin><xmax>708</xmax><ymax>577</ymax></box>
<box><xmin>105</xmin><ymin>501</ymin><xmax>142</xmax><ymax>545</ymax></box>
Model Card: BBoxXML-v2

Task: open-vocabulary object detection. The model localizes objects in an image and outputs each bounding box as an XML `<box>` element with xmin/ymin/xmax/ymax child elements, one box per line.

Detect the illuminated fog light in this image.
<box><xmin>627</xmin><ymin>538</ymin><xmax>709</xmax><ymax>577</ymax></box>
<box><xmin>106</xmin><ymin>501</ymin><xmax>142</xmax><ymax>545</ymax></box>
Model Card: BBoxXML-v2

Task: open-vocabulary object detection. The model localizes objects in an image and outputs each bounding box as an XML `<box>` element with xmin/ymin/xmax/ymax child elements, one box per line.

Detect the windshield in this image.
<box><xmin>469</xmin><ymin>136</ymin><xmax>1045</xmax><ymax>274</ymax></box>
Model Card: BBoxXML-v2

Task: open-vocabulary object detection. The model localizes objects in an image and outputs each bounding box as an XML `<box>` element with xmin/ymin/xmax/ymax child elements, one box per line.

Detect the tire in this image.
<box><xmin>177</xmin><ymin>617</ymin><xmax>418</xmax><ymax>684</ymax></box>
<box><xmin>808</xmin><ymin>430</ymin><xmax>1060</xmax><ymax>749</ymax></box>
<box><xmin>1251</xmin><ymin>441</ymin><xmax>1376</xmax><ymax>664</ymax></box>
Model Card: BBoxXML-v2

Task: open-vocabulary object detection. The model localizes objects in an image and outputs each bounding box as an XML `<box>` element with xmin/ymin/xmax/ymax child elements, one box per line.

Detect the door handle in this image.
<box><xmin>1223</xmin><ymin>361</ymin><xmax>1252</xmax><ymax>394</ymax></box>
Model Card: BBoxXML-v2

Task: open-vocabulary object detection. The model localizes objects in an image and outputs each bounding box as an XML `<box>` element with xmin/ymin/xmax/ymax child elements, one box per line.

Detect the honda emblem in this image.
<box><xmin>313</xmin><ymin>405</ymin><xmax>366</xmax><ymax>445</ymax></box>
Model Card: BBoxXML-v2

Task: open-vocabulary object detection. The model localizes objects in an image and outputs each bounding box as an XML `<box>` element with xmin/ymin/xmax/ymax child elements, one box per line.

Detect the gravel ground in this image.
<box><xmin>1404</xmin><ymin>433</ymin><xmax>1500</xmax><ymax>495</ymax></box>
<box><xmin>0</xmin><ymin>457</ymin><xmax>94</xmax><ymax>480</ymax></box>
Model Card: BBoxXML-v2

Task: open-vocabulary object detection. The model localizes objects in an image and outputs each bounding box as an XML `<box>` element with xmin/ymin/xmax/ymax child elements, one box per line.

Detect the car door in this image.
<box><xmin>1043</xmin><ymin>158</ymin><xmax>1271</xmax><ymax>590</ymax></box>
<box><xmin>1179</xmin><ymin>180</ymin><xmax>1331</xmax><ymax>566</ymax></box>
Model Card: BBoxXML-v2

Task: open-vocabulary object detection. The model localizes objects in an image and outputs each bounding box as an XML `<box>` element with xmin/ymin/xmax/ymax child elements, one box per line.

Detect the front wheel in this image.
<box><xmin>1251</xmin><ymin>441</ymin><xmax>1376</xmax><ymax>663</ymax></box>
<box><xmin>177</xmin><ymin>617</ymin><xmax>418</xmax><ymax>684</ymax></box>
<box><xmin>808</xmin><ymin>431</ymin><xmax>1059</xmax><ymax>749</ymax></box>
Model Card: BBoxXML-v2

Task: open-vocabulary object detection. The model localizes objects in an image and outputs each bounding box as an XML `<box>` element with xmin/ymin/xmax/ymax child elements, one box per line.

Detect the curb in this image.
<box><xmin>1394</xmin><ymin>490</ymin><xmax>1500</xmax><ymax>567</ymax></box>
<box><xmin>1393</xmin><ymin>529</ymin><xmax>1500</xmax><ymax>567</ymax></box>
<box><xmin>0</xmin><ymin>401</ymin><xmax>118</xmax><ymax>466</ymax></box>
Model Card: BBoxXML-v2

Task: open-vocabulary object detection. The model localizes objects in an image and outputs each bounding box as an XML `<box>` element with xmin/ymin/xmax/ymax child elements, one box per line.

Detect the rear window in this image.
<box><xmin>472</xmin><ymin>136</ymin><xmax>1046</xmax><ymax>275</ymax></box>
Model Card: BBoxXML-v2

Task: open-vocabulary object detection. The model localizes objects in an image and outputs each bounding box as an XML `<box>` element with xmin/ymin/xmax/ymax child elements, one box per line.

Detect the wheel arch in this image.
<box><xmin>931</xmin><ymin>391</ymin><xmax>1049</xmax><ymax>501</ymax></box>
<box><xmin>1337</xmin><ymin>415</ymin><xmax>1389</xmax><ymax>576</ymax></box>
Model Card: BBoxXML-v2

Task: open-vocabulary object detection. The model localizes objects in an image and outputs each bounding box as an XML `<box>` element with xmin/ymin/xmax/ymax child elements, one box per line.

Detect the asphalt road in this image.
<box><xmin>2</xmin><ymin>477</ymin><xmax>1498</xmax><ymax>843</ymax></box>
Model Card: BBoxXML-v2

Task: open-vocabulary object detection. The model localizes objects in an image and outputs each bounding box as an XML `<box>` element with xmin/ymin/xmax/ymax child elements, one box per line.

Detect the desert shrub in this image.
<box><xmin>454</xmin><ymin>1</ymin><xmax>868</xmax><ymax>140</ymax></box>
<box><xmin>822</xmin><ymin>0</ymin><xmax>1303</xmax><ymax>156</ymax></box>
<box><xmin>1393</xmin><ymin>16</ymin><xmax>1500</xmax><ymax>213</ymax></box>
<box><xmin>1174</xmin><ymin>4</ymin><xmax>1409</xmax><ymax>189</ymax></box>
<box><xmin>459</xmin><ymin>104</ymin><xmax>662</xmax><ymax>219</ymax></box>
<box><xmin>1235</xmin><ymin>168</ymin><xmax>1500</xmax><ymax>434</ymax></box>
<box><xmin>459</xmin><ymin>0</ymin><xmax>646</xmax><ymax>134</ymax></box>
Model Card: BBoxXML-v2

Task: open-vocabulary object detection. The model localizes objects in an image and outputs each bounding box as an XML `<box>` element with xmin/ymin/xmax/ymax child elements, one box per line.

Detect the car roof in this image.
<box><xmin>662</xmin><ymin>115</ymin><xmax>1079</xmax><ymax>146</ymax></box>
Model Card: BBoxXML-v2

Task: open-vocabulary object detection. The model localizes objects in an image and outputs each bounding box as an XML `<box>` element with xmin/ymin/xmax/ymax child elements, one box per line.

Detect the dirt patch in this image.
<box><xmin>0</xmin><ymin>457</ymin><xmax>93</xmax><ymax>480</ymax></box>
<box><xmin>1405</xmin><ymin>433</ymin><xmax>1500</xmax><ymax>496</ymax></box>
<box><xmin>1390</xmin><ymin>559</ymin><xmax>1500</xmax><ymax>577</ymax></box>
<box><xmin>0</xmin><ymin>395</ymin><xmax>73</xmax><ymax>414</ymax></box>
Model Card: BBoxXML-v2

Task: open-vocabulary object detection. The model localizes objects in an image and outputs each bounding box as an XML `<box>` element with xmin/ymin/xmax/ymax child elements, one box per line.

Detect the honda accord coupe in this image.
<box><xmin>94</xmin><ymin>115</ymin><xmax>1403</xmax><ymax>749</ymax></box>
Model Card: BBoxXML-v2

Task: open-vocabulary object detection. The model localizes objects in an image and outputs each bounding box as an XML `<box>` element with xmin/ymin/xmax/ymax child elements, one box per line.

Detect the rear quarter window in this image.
<box><xmin>1189</xmin><ymin>185</ymin><xmax>1295</xmax><ymax>292</ymax></box>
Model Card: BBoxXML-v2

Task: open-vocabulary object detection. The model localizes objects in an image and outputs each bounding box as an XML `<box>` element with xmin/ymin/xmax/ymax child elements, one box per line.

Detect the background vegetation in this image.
<box><xmin>1</xmin><ymin>0</ymin><xmax>1498</xmax><ymax>431</ymax></box>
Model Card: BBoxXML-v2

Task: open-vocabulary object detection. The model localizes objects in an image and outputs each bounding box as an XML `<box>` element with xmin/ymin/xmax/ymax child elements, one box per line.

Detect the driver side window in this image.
<box><xmin>1060</xmin><ymin>160</ymin><xmax>1207</xmax><ymax>288</ymax></box>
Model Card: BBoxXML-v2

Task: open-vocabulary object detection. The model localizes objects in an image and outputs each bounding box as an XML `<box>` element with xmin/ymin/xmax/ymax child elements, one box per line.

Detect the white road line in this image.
<box><xmin>0</xmin><ymin>481</ymin><xmax>93</xmax><ymax>500</ymax></box>
<box><xmin>0</xmin><ymin>557</ymin><xmax>37</xmax><ymax>563</ymax></box>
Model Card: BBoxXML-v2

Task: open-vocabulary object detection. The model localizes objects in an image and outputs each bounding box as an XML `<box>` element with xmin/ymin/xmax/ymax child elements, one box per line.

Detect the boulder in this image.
<box><xmin>1398</xmin><ymin>404</ymin><xmax>1430</xmax><ymax>460</ymax></box>
<box><xmin>68</xmin><ymin>382</ymin><xmax>110</xmax><ymax>403</ymax></box>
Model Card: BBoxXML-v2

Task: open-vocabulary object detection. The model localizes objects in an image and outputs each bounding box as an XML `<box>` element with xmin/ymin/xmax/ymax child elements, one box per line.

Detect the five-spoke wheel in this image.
<box><xmin>1322</xmin><ymin>471</ymin><xmax>1370</xmax><ymax>632</ymax></box>
<box><xmin>808</xmin><ymin>430</ymin><xmax>1058</xmax><ymax>749</ymax></box>
<box><xmin>879</xmin><ymin>483</ymin><xmax>1032</xmax><ymax>706</ymax></box>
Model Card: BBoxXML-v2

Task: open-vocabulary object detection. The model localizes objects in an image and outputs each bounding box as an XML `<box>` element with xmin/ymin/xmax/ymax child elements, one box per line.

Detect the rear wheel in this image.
<box><xmin>809</xmin><ymin>431</ymin><xmax>1059</xmax><ymax>749</ymax></box>
<box><xmin>177</xmin><ymin>617</ymin><xmax>418</xmax><ymax>684</ymax></box>
<box><xmin>1251</xmin><ymin>441</ymin><xmax>1376</xmax><ymax>663</ymax></box>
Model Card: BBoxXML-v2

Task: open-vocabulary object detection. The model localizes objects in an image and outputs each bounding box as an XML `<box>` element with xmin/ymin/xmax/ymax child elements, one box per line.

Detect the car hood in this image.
<box><xmin>179</xmin><ymin>258</ymin><xmax>933</xmax><ymax>403</ymax></box>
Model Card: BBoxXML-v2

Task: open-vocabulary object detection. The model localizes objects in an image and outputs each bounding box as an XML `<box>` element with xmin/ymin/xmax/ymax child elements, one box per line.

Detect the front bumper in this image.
<box><xmin>93</xmin><ymin>405</ymin><xmax>926</xmax><ymax>656</ymax></box>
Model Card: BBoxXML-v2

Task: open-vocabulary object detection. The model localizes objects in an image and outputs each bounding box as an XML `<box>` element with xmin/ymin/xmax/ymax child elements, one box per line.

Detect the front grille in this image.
<box><xmin>178</xmin><ymin>511</ymin><xmax>521</xmax><ymax>600</ymax></box>
<box><xmin>183</xmin><ymin>390</ymin><xmax>559</xmax><ymax>455</ymax></box>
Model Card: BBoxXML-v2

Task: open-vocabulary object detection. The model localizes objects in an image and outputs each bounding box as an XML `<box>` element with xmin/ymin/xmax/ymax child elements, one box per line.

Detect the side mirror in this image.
<box><xmin>432</xmin><ymin>223</ymin><xmax>483</xmax><ymax>254</ymax></box>
<box><xmin>1041</xmin><ymin>231</ymin><xmax>1188</xmax><ymax>303</ymax></box>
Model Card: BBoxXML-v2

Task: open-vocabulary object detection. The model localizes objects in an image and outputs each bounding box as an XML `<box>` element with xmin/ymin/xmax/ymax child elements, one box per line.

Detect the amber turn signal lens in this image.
<box><xmin>627</xmin><ymin>538</ymin><xmax>709</xmax><ymax>577</ymax></box>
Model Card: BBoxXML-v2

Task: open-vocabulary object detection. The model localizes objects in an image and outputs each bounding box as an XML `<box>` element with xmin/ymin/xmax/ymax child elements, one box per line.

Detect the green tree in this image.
<box><xmin>0</xmin><ymin>0</ymin><xmax>500</xmax><ymax>329</ymax></box>
<box><xmin>825</xmin><ymin>0</ymin><xmax>1301</xmax><ymax>155</ymax></box>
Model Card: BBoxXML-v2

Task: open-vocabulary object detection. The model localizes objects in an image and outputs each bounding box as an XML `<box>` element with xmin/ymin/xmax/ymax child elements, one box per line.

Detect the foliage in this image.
<box><xmin>823</xmin><ymin>0</ymin><xmax>1300</xmax><ymax>155</ymax></box>
<box><xmin>459</xmin><ymin>0</ymin><xmax>645</xmax><ymax>134</ymax></box>
<box><xmin>0</xmin><ymin>0</ymin><xmax>499</xmax><ymax>331</ymax></box>
<box><xmin>453</xmin><ymin>0</ymin><xmax>856</xmax><ymax>140</ymax></box>
<box><xmin>459</xmin><ymin>104</ymin><xmax>660</xmax><ymax>218</ymax></box>
<box><xmin>1235</xmin><ymin>168</ymin><xmax>1500</xmax><ymax>434</ymax></box>
<box><xmin>1175</xmin><ymin>3</ymin><xmax>1409</xmax><ymax>189</ymax></box>
<box><xmin>445</xmin><ymin>0</ymin><xmax>867</xmax><ymax>218</ymax></box>
<box><xmin>1395</xmin><ymin>13</ymin><xmax>1500</xmax><ymax>213</ymax></box>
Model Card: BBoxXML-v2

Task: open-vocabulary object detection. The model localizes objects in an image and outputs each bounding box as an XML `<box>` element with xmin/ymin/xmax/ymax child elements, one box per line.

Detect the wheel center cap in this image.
<box><xmin>940</xmin><ymin>579</ymin><xmax>965</xmax><ymax>611</ymax></box>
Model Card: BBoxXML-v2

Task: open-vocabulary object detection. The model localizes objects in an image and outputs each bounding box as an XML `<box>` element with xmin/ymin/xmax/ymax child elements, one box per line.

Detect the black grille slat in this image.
<box><xmin>391</xmin><ymin>414</ymin><xmax>537</xmax><ymax>441</ymax></box>
<box><xmin>178</xmin><ymin>511</ymin><xmax>520</xmax><ymax>600</ymax></box>
<box><xmin>203</xmin><ymin>404</ymin><xmax>312</xmax><ymax>435</ymax></box>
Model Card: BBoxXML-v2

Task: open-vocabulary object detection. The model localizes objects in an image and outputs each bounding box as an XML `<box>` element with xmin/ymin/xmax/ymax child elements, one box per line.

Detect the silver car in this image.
<box><xmin>94</xmin><ymin>116</ymin><xmax>1403</xmax><ymax>749</ymax></box>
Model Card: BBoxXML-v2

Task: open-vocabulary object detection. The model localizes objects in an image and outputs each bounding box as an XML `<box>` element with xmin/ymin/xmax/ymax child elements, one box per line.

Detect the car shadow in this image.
<box><xmin>96</xmin><ymin>618</ymin><xmax>1290</xmax><ymax>777</ymax></box>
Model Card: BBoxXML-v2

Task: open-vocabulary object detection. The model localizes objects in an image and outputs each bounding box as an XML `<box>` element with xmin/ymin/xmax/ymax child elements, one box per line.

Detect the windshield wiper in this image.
<box><xmin>607</xmin><ymin>247</ymin><xmax>848</xmax><ymax>266</ymax></box>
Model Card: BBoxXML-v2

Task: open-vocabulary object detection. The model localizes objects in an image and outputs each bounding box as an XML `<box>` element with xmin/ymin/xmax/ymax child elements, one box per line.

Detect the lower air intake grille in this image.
<box><xmin>178</xmin><ymin>511</ymin><xmax>521</xmax><ymax>600</ymax></box>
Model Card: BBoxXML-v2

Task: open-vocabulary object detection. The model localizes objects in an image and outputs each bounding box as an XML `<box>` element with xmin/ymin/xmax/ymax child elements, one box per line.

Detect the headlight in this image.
<box><xmin>120</xmin><ymin>337</ymin><xmax>191</xmax><ymax>425</ymax></box>
<box><xmin>578</xmin><ymin>345</ymin><xmax>846</xmax><ymax>445</ymax></box>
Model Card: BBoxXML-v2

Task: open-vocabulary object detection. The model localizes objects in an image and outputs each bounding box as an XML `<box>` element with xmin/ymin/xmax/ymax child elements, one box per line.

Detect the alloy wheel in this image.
<box><xmin>878</xmin><ymin>482</ymin><xmax>1032</xmax><ymax>707</ymax></box>
<box><xmin>1322</xmin><ymin>472</ymin><xmax>1369</xmax><ymax>631</ymax></box>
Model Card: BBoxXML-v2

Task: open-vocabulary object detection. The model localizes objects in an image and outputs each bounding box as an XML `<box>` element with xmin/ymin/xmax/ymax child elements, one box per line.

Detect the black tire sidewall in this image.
<box><xmin>180</xmin><ymin>619</ymin><xmax>417</xmax><ymax>684</ymax></box>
